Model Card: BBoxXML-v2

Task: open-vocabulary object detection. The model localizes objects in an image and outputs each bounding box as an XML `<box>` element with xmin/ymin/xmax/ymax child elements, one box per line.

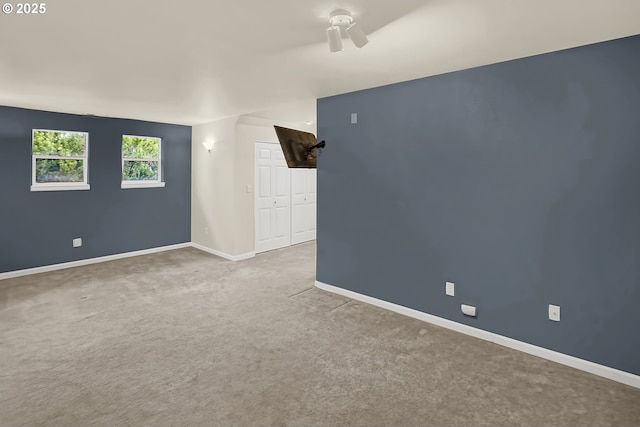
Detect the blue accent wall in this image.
<box><xmin>316</xmin><ymin>35</ymin><xmax>640</xmax><ymax>375</ymax></box>
<box><xmin>0</xmin><ymin>106</ymin><xmax>191</xmax><ymax>272</ymax></box>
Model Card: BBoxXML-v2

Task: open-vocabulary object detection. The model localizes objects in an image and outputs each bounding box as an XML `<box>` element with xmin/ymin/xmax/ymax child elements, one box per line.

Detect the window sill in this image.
<box><xmin>31</xmin><ymin>184</ymin><xmax>90</xmax><ymax>192</ymax></box>
<box><xmin>121</xmin><ymin>181</ymin><xmax>166</xmax><ymax>189</ymax></box>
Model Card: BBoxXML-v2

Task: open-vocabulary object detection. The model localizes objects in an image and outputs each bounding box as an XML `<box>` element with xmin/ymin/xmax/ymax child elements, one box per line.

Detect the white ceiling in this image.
<box><xmin>1</xmin><ymin>0</ymin><xmax>639</xmax><ymax>125</ymax></box>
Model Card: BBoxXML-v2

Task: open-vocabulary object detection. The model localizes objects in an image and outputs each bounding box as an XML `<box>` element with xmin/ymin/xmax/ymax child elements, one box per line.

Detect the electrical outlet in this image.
<box><xmin>548</xmin><ymin>304</ymin><xmax>560</xmax><ymax>322</ymax></box>
<box><xmin>73</xmin><ymin>238</ymin><xmax>82</xmax><ymax>248</ymax></box>
<box><xmin>351</xmin><ymin>112</ymin><xmax>358</xmax><ymax>124</ymax></box>
<box><xmin>445</xmin><ymin>281</ymin><xmax>455</xmax><ymax>296</ymax></box>
<box><xmin>461</xmin><ymin>304</ymin><xmax>477</xmax><ymax>317</ymax></box>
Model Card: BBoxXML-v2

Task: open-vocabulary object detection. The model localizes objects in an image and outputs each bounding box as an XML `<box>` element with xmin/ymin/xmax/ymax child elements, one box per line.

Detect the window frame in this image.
<box><xmin>121</xmin><ymin>134</ymin><xmax>165</xmax><ymax>189</ymax></box>
<box><xmin>30</xmin><ymin>129</ymin><xmax>90</xmax><ymax>192</ymax></box>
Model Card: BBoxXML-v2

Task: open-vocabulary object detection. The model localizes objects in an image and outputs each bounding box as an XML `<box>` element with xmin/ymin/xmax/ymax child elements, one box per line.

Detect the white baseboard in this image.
<box><xmin>0</xmin><ymin>243</ymin><xmax>191</xmax><ymax>281</ymax></box>
<box><xmin>315</xmin><ymin>280</ymin><xmax>640</xmax><ymax>390</ymax></box>
<box><xmin>0</xmin><ymin>242</ymin><xmax>257</xmax><ymax>280</ymax></box>
<box><xmin>190</xmin><ymin>243</ymin><xmax>256</xmax><ymax>262</ymax></box>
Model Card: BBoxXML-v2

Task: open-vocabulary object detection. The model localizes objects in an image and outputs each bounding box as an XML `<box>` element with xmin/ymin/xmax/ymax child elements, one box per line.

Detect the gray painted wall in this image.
<box><xmin>0</xmin><ymin>106</ymin><xmax>191</xmax><ymax>272</ymax></box>
<box><xmin>316</xmin><ymin>35</ymin><xmax>640</xmax><ymax>375</ymax></box>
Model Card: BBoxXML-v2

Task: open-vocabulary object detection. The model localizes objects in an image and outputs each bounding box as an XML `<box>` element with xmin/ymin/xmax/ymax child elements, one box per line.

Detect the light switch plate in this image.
<box><xmin>351</xmin><ymin>113</ymin><xmax>358</xmax><ymax>124</ymax></box>
<box><xmin>445</xmin><ymin>281</ymin><xmax>455</xmax><ymax>296</ymax></box>
<box><xmin>73</xmin><ymin>238</ymin><xmax>82</xmax><ymax>248</ymax></box>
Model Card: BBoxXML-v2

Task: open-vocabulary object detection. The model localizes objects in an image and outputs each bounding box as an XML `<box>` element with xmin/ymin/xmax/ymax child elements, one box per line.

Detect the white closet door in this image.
<box><xmin>255</xmin><ymin>142</ymin><xmax>291</xmax><ymax>253</ymax></box>
<box><xmin>291</xmin><ymin>168</ymin><xmax>317</xmax><ymax>244</ymax></box>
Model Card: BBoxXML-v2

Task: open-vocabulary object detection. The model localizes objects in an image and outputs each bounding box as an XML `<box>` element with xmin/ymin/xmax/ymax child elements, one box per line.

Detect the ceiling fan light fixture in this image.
<box><xmin>326</xmin><ymin>9</ymin><xmax>368</xmax><ymax>52</ymax></box>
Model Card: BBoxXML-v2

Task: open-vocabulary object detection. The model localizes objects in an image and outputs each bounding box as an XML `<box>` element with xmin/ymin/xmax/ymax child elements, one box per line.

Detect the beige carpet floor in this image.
<box><xmin>1</xmin><ymin>242</ymin><xmax>639</xmax><ymax>426</ymax></box>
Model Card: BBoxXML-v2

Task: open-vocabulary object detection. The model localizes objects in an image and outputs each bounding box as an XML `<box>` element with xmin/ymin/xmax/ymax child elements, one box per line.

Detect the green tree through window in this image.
<box><xmin>122</xmin><ymin>135</ymin><xmax>161</xmax><ymax>182</ymax></box>
<box><xmin>32</xmin><ymin>130</ymin><xmax>88</xmax><ymax>184</ymax></box>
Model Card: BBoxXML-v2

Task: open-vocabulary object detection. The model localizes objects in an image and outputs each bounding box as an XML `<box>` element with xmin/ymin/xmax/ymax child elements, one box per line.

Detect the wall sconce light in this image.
<box><xmin>202</xmin><ymin>140</ymin><xmax>214</xmax><ymax>152</ymax></box>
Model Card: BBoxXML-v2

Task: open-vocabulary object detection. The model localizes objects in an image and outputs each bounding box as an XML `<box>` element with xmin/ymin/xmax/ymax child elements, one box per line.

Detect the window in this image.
<box><xmin>31</xmin><ymin>129</ymin><xmax>89</xmax><ymax>191</ymax></box>
<box><xmin>121</xmin><ymin>135</ymin><xmax>165</xmax><ymax>189</ymax></box>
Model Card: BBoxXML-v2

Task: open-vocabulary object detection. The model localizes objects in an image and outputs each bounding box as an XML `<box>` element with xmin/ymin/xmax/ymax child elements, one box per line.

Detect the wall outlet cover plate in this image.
<box><xmin>549</xmin><ymin>304</ymin><xmax>561</xmax><ymax>321</ymax></box>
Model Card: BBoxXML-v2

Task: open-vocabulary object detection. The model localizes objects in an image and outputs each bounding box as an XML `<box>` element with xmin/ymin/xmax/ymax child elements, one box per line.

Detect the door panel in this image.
<box><xmin>292</xmin><ymin>204</ymin><xmax>305</xmax><ymax>242</ymax></box>
<box><xmin>307</xmin><ymin>169</ymin><xmax>317</xmax><ymax>238</ymax></box>
<box><xmin>258</xmin><ymin>148</ymin><xmax>270</xmax><ymax>159</ymax></box>
<box><xmin>257</xmin><ymin>209</ymin><xmax>271</xmax><ymax>241</ymax></box>
<box><xmin>308</xmin><ymin>202</ymin><xmax>317</xmax><ymax>234</ymax></box>
<box><xmin>307</xmin><ymin>170</ymin><xmax>317</xmax><ymax>195</ymax></box>
<box><xmin>275</xmin><ymin>206</ymin><xmax>289</xmax><ymax>237</ymax></box>
<box><xmin>275</xmin><ymin>166</ymin><xmax>289</xmax><ymax>197</ymax></box>
<box><xmin>291</xmin><ymin>169</ymin><xmax>306</xmax><ymax>244</ymax></box>
<box><xmin>258</xmin><ymin>167</ymin><xmax>270</xmax><ymax>197</ymax></box>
